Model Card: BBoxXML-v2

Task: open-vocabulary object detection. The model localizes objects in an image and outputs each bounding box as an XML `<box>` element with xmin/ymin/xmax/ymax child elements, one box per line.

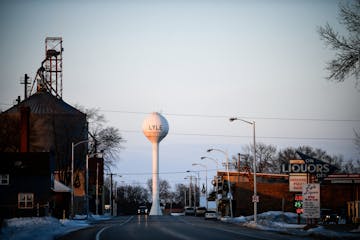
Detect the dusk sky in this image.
<box><xmin>1</xmin><ymin>0</ymin><xmax>359</xmax><ymax>188</ymax></box>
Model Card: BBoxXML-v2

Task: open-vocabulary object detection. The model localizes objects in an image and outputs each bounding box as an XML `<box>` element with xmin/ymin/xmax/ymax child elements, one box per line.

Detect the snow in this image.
<box><xmin>222</xmin><ymin>211</ymin><xmax>360</xmax><ymax>239</ymax></box>
<box><xmin>0</xmin><ymin>214</ymin><xmax>111</xmax><ymax>240</ymax></box>
<box><xmin>1</xmin><ymin>211</ymin><xmax>359</xmax><ymax>239</ymax></box>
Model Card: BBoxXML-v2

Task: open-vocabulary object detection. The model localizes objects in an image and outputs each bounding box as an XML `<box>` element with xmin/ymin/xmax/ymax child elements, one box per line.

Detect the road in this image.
<box><xmin>57</xmin><ymin>215</ymin><xmax>314</xmax><ymax>240</ymax></box>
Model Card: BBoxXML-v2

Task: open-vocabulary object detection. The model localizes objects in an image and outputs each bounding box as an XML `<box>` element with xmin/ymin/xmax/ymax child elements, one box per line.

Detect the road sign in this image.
<box><xmin>252</xmin><ymin>195</ymin><xmax>259</xmax><ymax>203</ymax></box>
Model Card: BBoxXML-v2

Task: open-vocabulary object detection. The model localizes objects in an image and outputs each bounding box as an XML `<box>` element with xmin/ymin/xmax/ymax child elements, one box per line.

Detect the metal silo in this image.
<box><xmin>2</xmin><ymin>91</ymin><xmax>88</xmax><ymax>186</ymax></box>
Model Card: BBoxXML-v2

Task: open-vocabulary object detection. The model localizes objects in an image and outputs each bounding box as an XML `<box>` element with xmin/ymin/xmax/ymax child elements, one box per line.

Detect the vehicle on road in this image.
<box><xmin>185</xmin><ymin>207</ymin><xmax>195</xmax><ymax>216</ymax></box>
<box><xmin>195</xmin><ymin>207</ymin><xmax>207</xmax><ymax>216</ymax></box>
<box><xmin>320</xmin><ymin>209</ymin><xmax>340</xmax><ymax>224</ymax></box>
<box><xmin>137</xmin><ymin>206</ymin><xmax>148</xmax><ymax>215</ymax></box>
<box><xmin>204</xmin><ymin>210</ymin><xmax>218</xmax><ymax>220</ymax></box>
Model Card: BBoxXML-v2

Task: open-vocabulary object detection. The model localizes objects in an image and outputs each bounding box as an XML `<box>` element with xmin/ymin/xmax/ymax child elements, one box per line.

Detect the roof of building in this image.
<box><xmin>218</xmin><ymin>170</ymin><xmax>289</xmax><ymax>178</ymax></box>
<box><xmin>3</xmin><ymin>91</ymin><xmax>85</xmax><ymax>116</ymax></box>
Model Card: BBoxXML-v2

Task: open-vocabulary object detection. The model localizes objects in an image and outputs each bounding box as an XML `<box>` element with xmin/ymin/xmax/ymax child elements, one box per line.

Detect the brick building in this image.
<box><xmin>217</xmin><ymin>171</ymin><xmax>360</xmax><ymax>222</ymax></box>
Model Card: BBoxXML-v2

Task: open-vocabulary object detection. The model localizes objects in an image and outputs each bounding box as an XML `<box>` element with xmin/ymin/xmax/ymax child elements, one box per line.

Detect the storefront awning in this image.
<box><xmin>52</xmin><ymin>180</ymin><xmax>72</xmax><ymax>193</ymax></box>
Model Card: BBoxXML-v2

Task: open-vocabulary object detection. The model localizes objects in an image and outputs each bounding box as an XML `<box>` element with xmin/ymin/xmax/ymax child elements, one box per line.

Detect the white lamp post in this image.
<box><xmin>184</xmin><ymin>176</ymin><xmax>193</xmax><ymax>207</ymax></box>
<box><xmin>201</xmin><ymin>156</ymin><xmax>219</xmax><ymax>212</ymax></box>
<box><xmin>229</xmin><ymin>117</ymin><xmax>257</xmax><ymax>223</ymax></box>
<box><xmin>207</xmin><ymin>148</ymin><xmax>233</xmax><ymax>218</ymax></box>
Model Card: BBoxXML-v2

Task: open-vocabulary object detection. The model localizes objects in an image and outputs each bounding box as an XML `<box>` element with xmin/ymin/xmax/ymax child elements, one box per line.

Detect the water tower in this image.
<box><xmin>142</xmin><ymin>112</ymin><xmax>169</xmax><ymax>215</ymax></box>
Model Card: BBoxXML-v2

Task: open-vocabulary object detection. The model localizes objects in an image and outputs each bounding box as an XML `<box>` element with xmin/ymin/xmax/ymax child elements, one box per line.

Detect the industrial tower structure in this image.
<box><xmin>29</xmin><ymin>37</ymin><xmax>64</xmax><ymax>99</ymax></box>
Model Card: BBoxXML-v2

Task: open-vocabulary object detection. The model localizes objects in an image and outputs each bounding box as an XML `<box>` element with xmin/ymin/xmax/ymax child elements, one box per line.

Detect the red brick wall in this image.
<box><xmin>234</xmin><ymin>182</ymin><xmax>294</xmax><ymax>216</ymax></box>
<box><xmin>233</xmin><ymin>182</ymin><xmax>359</xmax><ymax>217</ymax></box>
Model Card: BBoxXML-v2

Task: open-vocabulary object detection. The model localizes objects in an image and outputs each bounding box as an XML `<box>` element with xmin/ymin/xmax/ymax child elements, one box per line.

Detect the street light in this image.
<box><xmin>229</xmin><ymin>117</ymin><xmax>257</xmax><ymax>223</ymax></box>
<box><xmin>201</xmin><ymin>156</ymin><xmax>220</xmax><ymax>212</ymax></box>
<box><xmin>184</xmin><ymin>176</ymin><xmax>194</xmax><ymax>208</ymax></box>
<box><xmin>106</xmin><ymin>172</ymin><xmax>121</xmax><ymax>216</ymax></box>
<box><xmin>71</xmin><ymin>139</ymin><xmax>90</xmax><ymax>219</ymax></box>
<box><xmin>207</xmin><ymin>148</ymin><xmax>233</xmax><ymax>218</ymax></box>
<box><xmin>192</xmin><ymin>163</ymin><xmax>208</xmax><ymax>209</ymax></box>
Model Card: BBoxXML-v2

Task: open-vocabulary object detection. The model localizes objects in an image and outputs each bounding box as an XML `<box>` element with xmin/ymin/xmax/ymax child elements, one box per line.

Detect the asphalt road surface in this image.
<box><xmin>57</xmin><ymin>215</ymin><xmax>314</xmax><ymax>240</ymax></box>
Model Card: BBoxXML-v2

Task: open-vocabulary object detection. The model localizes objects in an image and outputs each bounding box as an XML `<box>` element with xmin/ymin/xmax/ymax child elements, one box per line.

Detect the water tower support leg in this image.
<box><xmin>150</xmin><ymin>142</ymin><xmax>162</xmax><ymax>215</ymax></box>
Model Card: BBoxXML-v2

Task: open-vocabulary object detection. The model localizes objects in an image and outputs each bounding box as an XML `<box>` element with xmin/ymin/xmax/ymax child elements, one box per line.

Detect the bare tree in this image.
<box><xmin>241</xmin><ymin>142</ymin><xmax>277</xmax><ymax>173</ymax></box>
<box><xmin>318</xmin><ymin>0</ymin><xmax>360</xmax><ymax>87</ymax></box>
<box><xmin>342</xmin><ymin>159</ymin><xmax>360</xmax><ymax>173</ymax></box>
<box><xmin>76</xmin><ymin>106</ymin><xmax>125</xmax><ymax>168</ymax></box>
<box><xmin>278</xmin><ymin>147</ymin><xmax>298</xmax><ymax>164</ymax></box>
<box><xmin>355</xmin><ymin>130</ymin><xmax>360</xmax><ymax>154</ymax></box>
<box><xmin>256</xmin><ymin>143</ymin><xmax>277</xmax><ymax>173</ymax></box>
<box><xmin>174</xmin><ymin>183</ymin><xmax>187</xmax><ymax>205</ymax></box>
<box><xmin>147</xmin><ymin>178</ymin><xmax>172</xmax><ymax>203</ymax></box>
<box><xmin>115</xmin><ymin>184</ymin><xmax>149</xmax><ymax>214</ymax></box>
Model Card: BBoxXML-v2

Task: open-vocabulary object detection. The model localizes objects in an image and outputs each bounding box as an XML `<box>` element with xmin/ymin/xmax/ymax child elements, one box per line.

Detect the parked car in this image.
<box><xmin>320</xmin><ymin>209</ymin><xmax>340</xmax><ymax>224</ymax></box>
<box><xmin>195</xmin><ymin>207</ymin><xmax>207</xmax><ymax>216</ymax></box>
<box><xmin>184</xmin><ymin>207</ymin><xmax>195</xmax><ymax>216</ymax></box>
<box><xmin>137</xmin><ymin>206</ymin><xmax>148</xmax><ymax>215</ymax></box>
<box><xmin>204</xmin><ymin>210</ymin><xmax>218</xmax><ymax>220</ymax></box>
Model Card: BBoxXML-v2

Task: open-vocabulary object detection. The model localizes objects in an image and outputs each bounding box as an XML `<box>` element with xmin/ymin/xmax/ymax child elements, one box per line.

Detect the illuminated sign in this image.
<box><xmin>282</xmin><ymin>159</ymin><xmax>332</xmax><ymax>179</ymax></box>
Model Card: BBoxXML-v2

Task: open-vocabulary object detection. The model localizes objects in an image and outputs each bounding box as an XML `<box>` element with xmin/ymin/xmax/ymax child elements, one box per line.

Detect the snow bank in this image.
<box><xmin>1</xmin><ymin>216</ymin><xmax>89</xmax><ymax>240</ymax></box>
<box><xmin>223</xmin><ymin>211</ymin><xmax>359</xmax><ymax>239</ymax></box>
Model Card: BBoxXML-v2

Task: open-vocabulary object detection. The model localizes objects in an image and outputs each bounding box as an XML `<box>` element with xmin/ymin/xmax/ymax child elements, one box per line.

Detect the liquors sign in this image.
<box><xmin>282</xmin><ymin>159</ymin><xmax>332</xmax><ymax>179</ymax></box>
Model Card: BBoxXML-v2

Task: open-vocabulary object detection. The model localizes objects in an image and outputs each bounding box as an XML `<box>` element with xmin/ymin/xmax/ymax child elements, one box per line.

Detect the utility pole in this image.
<box><xmin>110</xmin><ymin>173</ymin><xmax>113</xmax><ymax>216</ymax></box>
<box><xmin>86</xmin><ymin>154</ymin><xmax>89</xmax><ymax>219</ymax></box>
<box><xmin>189</xmin><ymin>176</ymin><xmax>192</xmax><ymax>207</ymax></box>
<box><xmin>107</xmin><ymin>173</ymin><xmax>115</xmax><ymax>216</ymax></box>
<box><xmin>96</xmin><ymin>162</ymin><xmax>99</xmax><ymax>215</ymax></box>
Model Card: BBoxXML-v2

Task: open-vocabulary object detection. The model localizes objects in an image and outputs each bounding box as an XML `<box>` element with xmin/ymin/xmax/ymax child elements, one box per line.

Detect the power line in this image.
<box><xmin>3</xmin><ymin>102</ymin><xmax>359</xmax><ymax>122</ymax></box>
<box><xmin>112</xmin><ymin>169</ymin><xmax>213</xmax><ymax>177</ymax></box>
<box><xmin>109</xmin><ymin>169</ymin><xmax>216</xmax><ymax>179</ymax></box>
<box><xmin>99</xmin><ymin>109</ymin><xmax>360</xmax><ymax>123</ymax></box>
<box><xmin>119</xmin><ymin>129</ymin><xmax>355</xmax><ymax>142</ymax></box>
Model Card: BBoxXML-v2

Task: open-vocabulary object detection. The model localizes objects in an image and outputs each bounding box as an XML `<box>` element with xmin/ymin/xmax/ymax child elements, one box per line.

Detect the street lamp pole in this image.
<box><xmin>71</xmin><ymin>139</ymin><xmax>90</xmax><ymax>219</ymax></box>
<box><xmin>186</xmin><ymin>176</ymin><xmax>192</xmax><ymax>207</ymax></box>
<box><xmin>192</xmin><ymin>163</ymin><xmax>208</xmax><ymax>209</ymax></box>
<box><xmin>207</xmin><ymin>148</ymin><xmax>233</xmax><ymax>218</ymax></box>
<box><xmin>201</xmin><ymin>156</ymin><xmax>219</xmax><ymax>212</ymax></box>
<box><xmin>229</xmin><ymin>117</ymin><xmax>257</xmax><ymax>223</ymax></box>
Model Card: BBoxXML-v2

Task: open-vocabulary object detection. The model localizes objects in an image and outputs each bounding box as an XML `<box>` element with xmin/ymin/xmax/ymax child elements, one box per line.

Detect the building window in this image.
<box><xmin>0</xmin><ymin>174</ymin><xmax>9</xmax><ymax>185</ymax></box>
<box><xmin>18</xmin><ymin>193</ymin><xmax>34</xmax><ymax>209</ymax></box>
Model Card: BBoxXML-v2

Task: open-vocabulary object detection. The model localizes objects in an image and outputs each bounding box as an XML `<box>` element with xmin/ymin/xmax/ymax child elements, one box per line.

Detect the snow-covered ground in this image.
<box><xmin>1</xmin><ymin>211</ymin><xmax>359</xmax><ymax>240</ymax></box>
<box><xmin>0</xmin><ymin>214</ymin><xmax>111</xmax><ymax>240</ymax></box>
<box><xmin>222</xmin><ymin>211</ymin><xmax>360</xmax><ymax>239</ymax></box>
